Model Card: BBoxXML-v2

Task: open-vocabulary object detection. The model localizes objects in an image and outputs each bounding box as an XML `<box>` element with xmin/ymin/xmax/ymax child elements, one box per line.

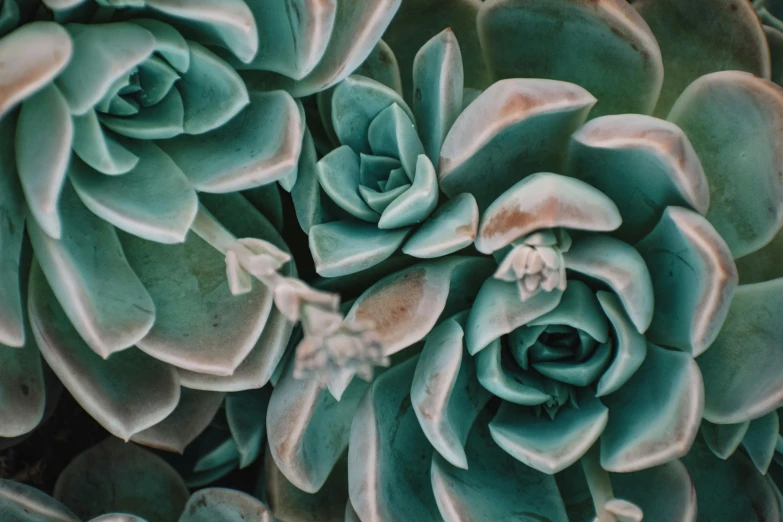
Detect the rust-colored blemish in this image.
<box><xmin>354</xmin><ymin>268</ymin><xmax>427</xmax><ymax>339</ymax></box>
<box><xmin>456</xmin><ymin>224</ymin><xmax>475</xmax><ymax>237</ymax></box>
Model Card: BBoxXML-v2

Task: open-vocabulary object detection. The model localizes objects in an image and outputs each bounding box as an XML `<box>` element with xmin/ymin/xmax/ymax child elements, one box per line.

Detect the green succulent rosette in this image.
<box><xmin>268</xmin><ymin>1</ymin><xmax>783</xmax><ymax>520</ymax></box>
<box><xmin>0</xmin><ymin>437</ymin><xmax>280</xmax><ymax>522</ymax></box>
<box><xmin>293</xmin><ymin>29</ymin><xmax>478</xmax><ymax>277</ymax></box>
<box><xmin>0</xmin><ymin>0</ymin><xmax>398</xmax><ymax>451</ymax></box>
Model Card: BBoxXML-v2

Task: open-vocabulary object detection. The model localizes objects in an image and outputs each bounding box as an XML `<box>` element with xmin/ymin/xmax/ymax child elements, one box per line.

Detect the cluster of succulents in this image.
<box><xmin>3</xmin><ymin>0</ymin><xmax>783</xmax><ymax>521</ymax></box>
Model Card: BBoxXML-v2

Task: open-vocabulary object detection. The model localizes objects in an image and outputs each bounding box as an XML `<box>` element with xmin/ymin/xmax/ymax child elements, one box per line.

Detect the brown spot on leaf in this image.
<box><xmin>354</xmin><ymin>268</ymin><xmax>427</xmax><ymax>341</ymax></box>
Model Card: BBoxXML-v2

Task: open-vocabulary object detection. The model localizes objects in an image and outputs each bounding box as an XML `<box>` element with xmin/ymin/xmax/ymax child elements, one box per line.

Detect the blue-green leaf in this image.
<box><xmin>489</xmin><ymin>393</ymin><xmax>608</xmax><ymax>474</ymax></box>
<box><xmin>431</xmin><ymin>414</ymin><xmax>568</xmax><ymax>522</ymax></box>
<box><xmin>600</xmin><ymin>344</ymin><xmax>703</xmax><ymax>472</ymax></box>
<box><xmin>412</xmin><ymin>29</ymin><xmax>463</xmax><ymax>165</ymax></box>
<box><xmin>70</xmin><ymin>140</ymin><xmax>197</xmax><ymax>244</ymax></box>
<box><xmin>16</xmin><ymin>84</ymin><xmax>73</xmax><ymax>239</ymax></box>
<box><xmin>402</xmin><ymin>193</ymin><xmax>478</xmax><ymax>259</ymax></box>
<box><xmin>131</xmin><ymin>389</ymin><xmax>225</xmax><ymax>454</ymax></box>
<box><xmin>28</xmin><ymin>186</ymin><xmax>155</xmax><ymax>358</ymax></box>
<box><xmin>475</xmin><ymin>173</ymin><xmax>621</xmax><ymax>254</ymax></box>
<box><xmin>668</xmin><ymin>71</ymin><xmax>783</xmax><ymax>258</ymax></box>
<box><xmin>412</xmin><ymin>316</ymin><xmax>491</xmax><ymax>470</ymax></box>
<box><xmin>159</xmin><ymin>90</ymin><xmax>302</xmax><ymax>193</ymax></box>
<box><xmin>565</xmin><ymin>114</ymin><xmax>709</xmax><ymax>242</ymax></box>
<box><xmin>309</xmin><ymin>220</ymin><xmax>409</xmax><ymax>277</ymax></box>
<box><xmin>477</xmin><ymin>0</ymin><xmax>663</xmax><ymax>116</ymax></box>
<box><xmin>145</xmin><ymin>0</ymin><xmax>258</xmax><ymax>64</ymax></box>
<box><xmin>56</xmin><ymin>23</ymin><xmax>154</xmax><ymax>115</ymax></box>
<box><xmin>0</xmin><ymin>479</ymin><xmax>79</xmax><ymax>522</ymax></box>
<box><xmin>28</xmin><ymin>265</ymin><xmax>178</xmax><ymax>441</ymax></box>
<box><xmin>635</xmin><ymin>0</ymin><xmax>770</xmax><ymax>116</ymax></box>
<box><xmin>179</xmin><ymin>488</ymin><xmax>277</xmax><ymax>522</ymax></box>
<box><xmin>54</xmin><ymin>438</ymin><xmax>189</xmax><ymax>521</ymax></box>
<box><xmin>179</xmin><ymin>41</ymin><xmax>248</xmax><ymax>135</ymax></box>
<box><xmin>439</xmin><ymin>79</ymin><xmax>596</xmax><ymax>208</ymax></box>
<box><xmin>636</xmin><ymin>207</ymin><xmax>738</xmax><ymax>356</ymax></box>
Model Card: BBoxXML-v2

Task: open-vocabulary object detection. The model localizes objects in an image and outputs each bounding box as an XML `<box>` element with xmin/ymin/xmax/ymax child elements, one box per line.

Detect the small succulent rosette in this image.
<box><xmin>0</xmin><ymin>437</ymin><xmax>280</xmax><ymax>521</ymax></box>
<box><xmin>0</xmin><ymin>0</ymin><xmax>393</xmax><ymax>450</ymax></box>
<box><xmin>292</xmin><ymin>29</ymin><xmax>481</xmax><ymax>278</ymax></box>
<box><xmin>266</xmin><ymin>0</ymin><xmax>783</xmax><ymax>519</ymax></box>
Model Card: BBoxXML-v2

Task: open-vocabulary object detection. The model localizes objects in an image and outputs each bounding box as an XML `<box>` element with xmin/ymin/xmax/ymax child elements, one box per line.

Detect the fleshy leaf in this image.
<box><xmin>378</xmin><ymin>155</ymin><xmax>438</xmax><ymax>229</ymax></box>
<box><xmin>668</xmin><ymin>71</ymin><xmax>783</xmax><ymax>258</ymax></box>
<box><xmin>54</xmin><ymin>438</ymin><xmax>189</xmax><ymax>521</ymax></box>
<box><xmin>309</xmin><ymin>220</ymin><xmax>409</xmax><ymax>277</ymax></box>
<box><xmin>159</xmin><ymin>90</ymin><xmax>302</xmax><ymax>192</ymax></box>
<box><xmin>699</xmin><ymin>278</ymin><xmax>783</xmax><ymax>424</ymax></box>
<box><xmin>0</xmin><ymin>116</ymin><xmax>25</xmax><ymax>347</ymax></box>
<box><xmin>331</xmin><ymin>75</ymin><xmax>412</xmax><ymax>154</ymax></box>
<box><xmin>56</xmin><ymin>23</ymin><xmax>154</xmax><ymax>115</ymax></box>
<box><xmin>412</xmin><ymin>29</ymin><xmax>463</xmax><ymax>165</ymax></box>
<box><xmin>682</xmin><ymin>438</ymin><xmax>780</xmax><ymax>521</ymax></box>
<box><xmin>124</xmin><ymin>195</ymin><xmax>277</xmax><ymax>377</ymax></box>
<box><xmin>226</xmin><ymin>387</ymin><xmax>271</xmax><ymax>468</ymax></box>
<box><xmin>349</xmin><ymin>357</ymin><xmax>444</xmax><ymax>521</ymax></box>
<box><xmin>595</xmin><ymin>292</ymin><xmax>647</xmax><ymax>397</ymax></box>
<box><xmin>742</xmin><ymin>411</ymin><xmax>779</xmax><ymax>474</ymax></box>
<box><xmin>600</xmin><ymin>344</ymin><xmax>703</xmax><ymax>472</ymax></box>
<box><xmin>734</xmin><ymin>226</ymin><xmax>783</xmax><ymax>284</ymax></box>
<box><xmin>475</xmin><ymin>173</ymin><xmax>621</xmax><ymax>254</ymax></box>
<box><xmin>431</xmin><ymin>414</ymin><xmax>568</xmax><ymax>522</ymax></box>
<box><xmin>70</xmin><ymin>140</ymin><xmax>197</xmax><ymax>244</ymax></box>
<box><xmin>636</xmin><ymin>206</ymin><xmax>738</xmax><ymax>356</ymax></box>
<box><xmin>565</xmin><ymin>114</ymin><xmax>709</xmax><ymax>242</ymax></box>
<box><xmin>635</xmin><ymin>0</ymin><xmax>770</xmax><ymax>116</ymax></box>
<box><xmin>477</xmin><ymin>0</ymin><xmax>663</xmax><ymax>116</ymax></box>
<box><xmin>701</xmin><ymin>420</ymin><xmax>750</xmax><ymax>460</ymax></box>
<box><xmin>611</xmin><ymin>460</ymin><xmax>697</xmax><ymax>522</ymax></box>
<box><xmin>178</xmin><ymin>488</ymin><xmax>277</xmax><ymax>522</ymax></box>
<box><xmin>0</xmin><ymin>479</ymin><xmax>79</xmax><ymax>522</ymax></box>
<box><xmin>177</xmin><ymin>41</ymin><xmax>248</xmax><ymax>134</ymax></box>
<box><xmin>465</xmin><ymin>277</ymin><xmax>562</xmax><ymax>355</ymax></box>
<box><xmin>474</xmin><ymin>339</ymin><xmax>550</xmax><ymax>406</ymax></box>
<box><xmin>99</xmin><ymin>88</ymin><xmax>185</xmax><ymax>140</ymax></box>
<box><xmin>316</xmin><ymin>146</ymin><xmax>378</xmax><ymax>221</ymax></box>
<box><xmin>71</xmin><ymin>110</ymin><xmax>139</xmax><ymax>175</ymax></box>
<box><xmin>29</xmin><ymin>265</ymin><xmax>179</xmax><ymax>441</ymax></box>
<box><xmin>131</xmin><ymin>389</ymin><xmax>224</xmax><ymax>453</ymax></box>
<box><xmin>242</xmin><ymin>0</ymin><xmax>335</xmax><ymax>80</ymax></box>
<box><xmin>528</xmin><ymin>280</ymin><xmax>609</xmax><ymax>343</ymax></box>
<box><xmin>280</xmin><ymin>0</ymin><xmax>402</xmax><ymax>96</ymax></box>
<box><xmin>439</xmin><ymin>79</ymin><xmax>596</xmax><ymax>208</ymax></box>
<box><xmin>412</xmin><ymin>317</ymin><xmax>491</xmax><ymax>469</ymax></box>
<box><xmin>488</xmin><ymin>394</ymin><xmax>608</xmax><ymax>474</ymax></box>
<box><xmin>130</xmin><ymin>18</ymin><xmax>190</xmax><ymax>73</ymax></box>
<box><xmin>402</xmin><ymin>193</ymin><xmax>478</xmax><ymax>259</ymax></box>
<box><xmin>346</xmin><ymin>257</ymin><xmax>494</xmax><ymax>355</ymax></box>
<box><xmin>16</xmin><ymin>84</ymin><xmax>73</xmax><ymax>239</ymax></box>
<box><xmin>0</xmin><ymin>336</ymin><xmax>45</xmax><ymax>439</ymax></box>
<box><xmin>145</xmin><ymin>0</ymin><xmax>258</xmax><ymax>64</ymax></box>
<box><xmin>0</xmin><ymin>22</ymin><xmax>73</xmax><ymax>118</ymax></box>
<box><xmin>263</xmin><ymin>444</ymin><xmax>348</xmax><ymax>522</ymax></box>
<box><xmin>563</xmin><ymin>234</ymin><xmax>653</xmax><ymax>333</ymax></box>
<box><xmin>28</xmin><ymin>186</ymin><xmax>155</xmax><ymax>357</ymax></box>
<box><xmin>178</xmin><ymin>307</ymin><xmax>291</xmax><ymax>392</ymax></box>
<box><xmin>267</xmin><ymin>362</ymin><xmax>369</xmax><ymax>494</ymax></box>
<box><xmin>353</xmin><ymin>39</ymin><xmax>402</xmax><ymax>95</ymax></box>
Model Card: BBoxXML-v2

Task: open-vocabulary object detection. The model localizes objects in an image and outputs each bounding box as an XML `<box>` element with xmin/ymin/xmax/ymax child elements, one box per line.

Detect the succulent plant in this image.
<box><xmin>0</xmin><ymin>437</ymin><xmax>280</xmax><ymax>522</ymax></box>
<box><xmin>267</xmin><ymin>0</ymin><xmax>783</xmax><ymax>520</ymax></box>
<box><xmin>0</xmin><ymin>0</ymin><xmax>398</xmax><ymax>449</ymax></box>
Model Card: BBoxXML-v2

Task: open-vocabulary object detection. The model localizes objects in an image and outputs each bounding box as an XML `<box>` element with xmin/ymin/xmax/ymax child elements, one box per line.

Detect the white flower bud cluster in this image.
<box><xmin>494</xmin><ymin>228</ymin><xmax>572</xmax><ymax>302</ymax></box>
<box><xmin>191</xmin><ymin>204</ymin><xmax>388</xmax><ymax>389</ymax></box>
